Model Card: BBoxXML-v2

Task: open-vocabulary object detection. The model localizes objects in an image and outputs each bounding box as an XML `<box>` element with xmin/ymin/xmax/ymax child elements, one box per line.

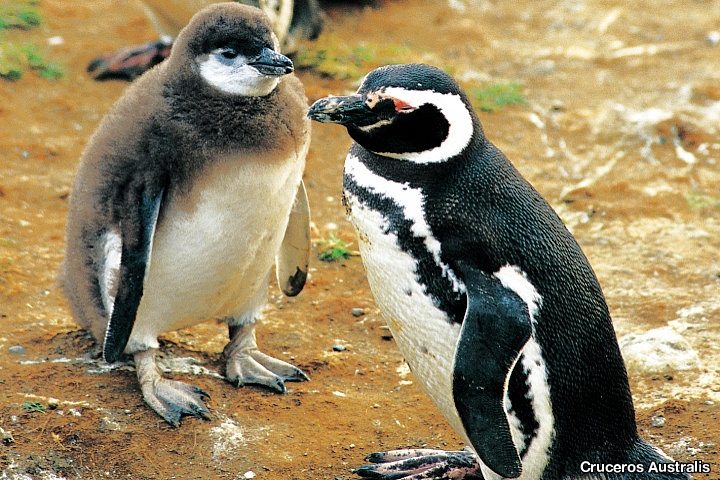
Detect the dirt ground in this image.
<box><xmin>1</xmin><ymin>0</ymin><xmax>719</xmax><ymax>479</ymax></box>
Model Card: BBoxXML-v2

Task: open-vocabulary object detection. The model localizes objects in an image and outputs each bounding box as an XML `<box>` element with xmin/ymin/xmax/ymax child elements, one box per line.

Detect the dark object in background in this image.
<box><xmin>88</xmin><ymin>0</ymin><xmax>323</xmax><ymax>81</ymax></box>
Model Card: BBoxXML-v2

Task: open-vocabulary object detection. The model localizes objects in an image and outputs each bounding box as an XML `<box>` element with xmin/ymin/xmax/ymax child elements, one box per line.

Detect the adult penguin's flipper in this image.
<box><xmin>452</xmin><ymin>262</ymin><xmax>533</xmax><ymax>479</ymax></box>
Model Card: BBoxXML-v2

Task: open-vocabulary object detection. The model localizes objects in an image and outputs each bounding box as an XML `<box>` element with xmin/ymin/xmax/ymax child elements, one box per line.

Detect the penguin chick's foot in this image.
<box><xmin>224</xmin><ymin>323</ymin><xmax>309</xmax><ymax>394</ymax></box>
<box><xmin>134</xmin><ymin>349</ymin><xmax>211</xmax><ymax>427</ymax></box>
<box><xmin>355</xmin><ymin>448</ymin><xmax>483</xmax><ymax>480</ymax></box>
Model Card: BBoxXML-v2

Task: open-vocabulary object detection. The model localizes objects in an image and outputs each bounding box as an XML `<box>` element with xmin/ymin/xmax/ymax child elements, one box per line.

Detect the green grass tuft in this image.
<box><xmin>685</xmin><ymin>192</ymin><xmax>720</xmax><ymax>210</ymax></box>
<box><xmin>37</xmin><ymin>61</ymin><xmax>62</xmax><ymax>79</ymax></box>
<box><xmin>317</xmin><ymin>235</ymin><xmax>353</xmax><ymax>262</ymax></box>
<box><xmin>22</xmin><ymin>401</ymin><xmax>47</xmax><ymax>413</ymax></box>
<box><xmin>0</xmin><ymin>2</ymin><xmax>42</xmax><ymax>30</ymax></box>
<box><xmin>0</xmin><ymin>42</ymin><xmax>63</xmax><ymax>81</ymax></box>
<box><xmin>469</xmin><ymin>82</ymin><xmax>528</xmax><ymax>112</ymax></box>
<box><xmin>295</xmin><ymin>36</ymin><xmax>411</xmax><ymax>80</ymax></box>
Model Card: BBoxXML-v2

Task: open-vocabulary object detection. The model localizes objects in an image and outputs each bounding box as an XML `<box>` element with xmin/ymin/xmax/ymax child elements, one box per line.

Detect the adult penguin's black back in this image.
<box><xmin>309</xmin><ymin>64</ymin><xmax>691</xmax><ymax>479</ymax></box>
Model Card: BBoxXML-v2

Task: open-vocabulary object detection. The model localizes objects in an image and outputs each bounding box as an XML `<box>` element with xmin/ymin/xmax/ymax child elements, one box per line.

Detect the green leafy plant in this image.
<box><xmin>22</xmin><ymin>401</ymin><xmax>46</xmax><ymax>413</ymax></box>
<box><xmin>469</xmin><ymin>82</ymin><xmax>528</xmax><ymax>112</ymax></box>
<box><xmin>317</xmin><ymin>234</ymin><xmax>354</xmax><ymax>262</ymax></box>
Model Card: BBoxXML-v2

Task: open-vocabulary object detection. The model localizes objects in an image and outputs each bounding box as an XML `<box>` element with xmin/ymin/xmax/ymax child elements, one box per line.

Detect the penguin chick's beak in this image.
<box><xmin>248</xmin><ymin>47</ymin><xmax>294</xmax><ymax>76</ymax></box>
<box><xmin>307</xmin><ymin>94</ymin><xmax>376</xmax><ymax>126</ymax></box>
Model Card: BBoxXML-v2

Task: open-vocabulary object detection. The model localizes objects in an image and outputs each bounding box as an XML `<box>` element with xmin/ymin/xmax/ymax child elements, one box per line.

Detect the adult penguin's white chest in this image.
<box><xmin>342</xmin><ymin>154</ymin><xmax>468</xmax><ymax>439</ymax></box>
<box><xmin>343</xmin><ymin>153</ymin><xmax>557</xmax><ymax>480</ymax></box>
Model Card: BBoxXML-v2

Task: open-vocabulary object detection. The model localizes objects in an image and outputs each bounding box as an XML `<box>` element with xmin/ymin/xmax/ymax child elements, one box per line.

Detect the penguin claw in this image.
<box><xmin>249</xmin><ymin>350</ymin><xmax>310</xmax><ymax>383</ymax></box>
<box><xmin>365</xmin><ymin>449</ymin><xmax>450</xmax><ymax>463</ymax></box>
<box><xmin>142</xmin><ymin>378</ymin><xmax>212</xmax><ymax>426</ymax></box>
<box><xmin>354</xmin><ymin>449</ymin><xmax>481</xmax><ymax>480</ymax></box>
<box><xmin>225</xmin><ymin>349</ymin><xmax>308</xmax><ymax>393</ymax></box>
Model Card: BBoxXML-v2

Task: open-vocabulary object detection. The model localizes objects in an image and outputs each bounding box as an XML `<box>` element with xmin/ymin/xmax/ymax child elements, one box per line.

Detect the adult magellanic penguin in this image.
<box><xmin>63</xmin><ymin>3</ymin><xmax>311</xmax><ymax>426</ymax></box>
<box><xmin>308</xmin><ymin>64</ymin><xmax>691</xmax><ymax>479</ymax></box>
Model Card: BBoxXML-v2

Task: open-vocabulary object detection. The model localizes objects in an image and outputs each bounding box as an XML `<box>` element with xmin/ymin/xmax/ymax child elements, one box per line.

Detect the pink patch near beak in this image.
<box><xmin>392</xmin><ymin>98</ymin><xmax>415</xmax><ymax>112</ymax></box>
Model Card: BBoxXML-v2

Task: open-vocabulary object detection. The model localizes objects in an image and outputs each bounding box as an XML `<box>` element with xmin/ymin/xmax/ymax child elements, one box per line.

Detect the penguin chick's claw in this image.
<box><xmin>134</xmin><ymin>349</ymin><xmax>211</xmax><ymax>427</ymax></box>
<box><xmin>355</xmin><ymin>449</ymin><xmax>482</xmax><ymax>480</ymax></box>
<box><xmin>87</xmin><ymin>39</ymin><xmax>172</xmax><ymax>81</ymax></box>
<box><xmin>224</xmin><ymin>324</ymin><xmax>309</xmax><ymax>393</ymax></box>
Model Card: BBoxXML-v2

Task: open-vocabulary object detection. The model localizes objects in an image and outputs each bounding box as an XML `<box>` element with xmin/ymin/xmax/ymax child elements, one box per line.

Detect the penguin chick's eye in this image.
<box><xmin>219</xmin><ymin>48</ymin><xmax>238</xmax><ymax>59</ymax></box>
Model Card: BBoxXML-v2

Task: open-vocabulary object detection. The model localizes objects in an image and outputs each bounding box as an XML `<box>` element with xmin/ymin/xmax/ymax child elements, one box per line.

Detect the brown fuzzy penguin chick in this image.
<box><xmin>63</xmin><ymin>2</ymin><xmax>311</xmax><ymax>426</ymax></box>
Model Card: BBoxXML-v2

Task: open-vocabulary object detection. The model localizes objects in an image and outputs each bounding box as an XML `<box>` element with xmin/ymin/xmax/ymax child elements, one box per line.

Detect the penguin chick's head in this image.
<box><xmin>171</xmin><ymin>2</ymin><xmax>293</xmax><ymax>96</ymax></box>
<box><xmin>308</xmin><ymin>64</ymin><xmax>479</xmax><ymax>163</ymax></box>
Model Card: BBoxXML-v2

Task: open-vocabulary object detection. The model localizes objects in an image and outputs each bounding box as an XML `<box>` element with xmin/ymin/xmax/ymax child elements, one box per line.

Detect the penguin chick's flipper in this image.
<box><xmin>134</xmin><ymin>349</ymin><xmax>210</xmax><ymax>427</ymax></box>
<box><xmin>275</xmin><ymin>179</ymin><xmax>310</xmax><ymax>296</ymax></box>
<box><xmin>452</xmin><ymin>262</ymin><xmax>533</xmax><ymax>479</ymax></box>
<box><xmin>103</xmin><ymin>189</ymin><xmax>163</xmax><ymax>363</ymax></box>
<box><xmin>224</xmin><ymin>323</ymin><xmax>309</xmax><ymax>394</ymax></box>
<box><xmin>355</xmin><ymin>448</ymin><xmax>482</xmax><ymax>480</ymax></box>
<box><xmin>87</xmin><ymin>38</ymin><xmax>172</xmax><ymax>81</ymax></box>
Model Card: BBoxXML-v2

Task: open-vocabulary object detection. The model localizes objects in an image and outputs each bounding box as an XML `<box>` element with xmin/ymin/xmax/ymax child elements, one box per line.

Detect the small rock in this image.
<box><xmin>0</xmin><ymin>427</ymin><xmax>14</xmax><ymax>445</ymax></box>
<box><xmin>706</xmin><ymin>31</ymin><xmax>720</xmax><ymax>46</ymax></box>
<box><xmin>379</xmin><ymin>325</ymin><xmax>393</xmax><ymax>340</ymax></box>
<box><xmin>8</xmin><ymin>345</ymin><xmax>26</xmax><ymax>355</ymax></box>
<box><xmin>351</xmin><ymin>308</ymin><xmax>365</xmax><ymax>317</ymax></box>
<box><xmin>651</xmin><ymin>415</ymin><xmax>666</xmax><ymax>427</ymax></box>
<box><xmin>667</xmin><ymin>437</ymin><xmax>701</xmax><ymax>457</ymax></box>
<box><xmin>47</xmin><ymin>398</ymin><xmax>59</xmax><ymax>410</ymax></box>
<box><xmin>243</xmin><ymin>471</ymin><xmax>256</xmax><ymax>479</ymax></box>
<box><xmin>527</xmin><ymin>59</ymin><xmax>556</xmax><ymax>76</ymax></box>
<box><xmin>620</xmin><ymin>327</ymin><xmax>700</xmax><ymax>374</ymax></box>
<box><xmin>332</xmin><ymin>344</ymin><xmax>346</xmax><ymax>352</ymax></box>
<box><xmin>98</xmin><ymin>417</ymin><xmax>121</xmax><ymax>432</ymax></box>
<box><xmin>47</xmin><ymin>36</ymin><xmax>64</xmax><ymax>46</ymax></box>
<box><xmin>550</xmin><ymin>100</ymin><xmax>566</xmax><ymax>112</ymax></box>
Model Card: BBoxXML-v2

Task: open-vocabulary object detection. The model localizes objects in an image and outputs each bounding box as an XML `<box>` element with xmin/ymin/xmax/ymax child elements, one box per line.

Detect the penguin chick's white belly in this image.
<box><xmin>126</xmin><ymin>155</ymin><xmax>304</xmax><ymax>353</ymax></box>
<box><xmin>344</xmin><ymin>192</ymin><xmax>467</xmax><ymax>439</ymax></box>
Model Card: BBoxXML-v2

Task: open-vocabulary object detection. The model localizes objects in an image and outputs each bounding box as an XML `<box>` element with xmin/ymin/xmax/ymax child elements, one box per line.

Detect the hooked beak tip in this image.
<box><xmin>307</xmin><ymin>95</ymin><xmax>373</xmax><ymax>125</ymax></box>
<box><xmin>249</xmin><ymin>48</ymin><xmax>293</xmax><ymax>76</ymax></box>
<box><xmin>307</xmin><ymin>97</ymin><xmax>339</xmax><ymax>122</ymax></box>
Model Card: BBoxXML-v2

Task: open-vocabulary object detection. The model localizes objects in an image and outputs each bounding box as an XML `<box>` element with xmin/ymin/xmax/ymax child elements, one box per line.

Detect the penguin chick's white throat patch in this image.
<box><xmin>371</xmin><ymin>86</ymin><xmax>474</xmax><ymax>164</ymax></box>
<box><xmin>198</xmin><ymin>51</ymin><xmax>280</xmax><ymax>97</ymax></box>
